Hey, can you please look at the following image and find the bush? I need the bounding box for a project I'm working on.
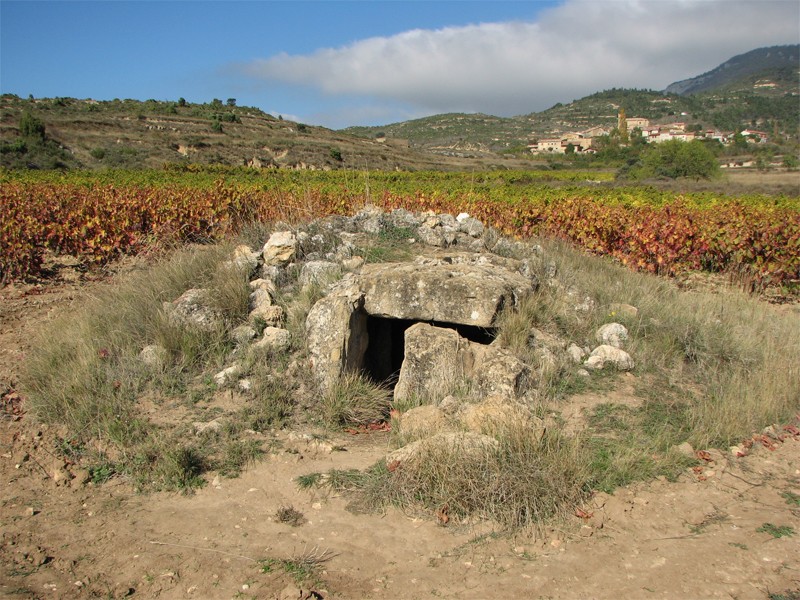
[622,140,720,180]
[19,112,46,141]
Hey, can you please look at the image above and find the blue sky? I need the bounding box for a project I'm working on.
[1,1,797,128]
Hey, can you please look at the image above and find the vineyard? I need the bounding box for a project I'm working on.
[2,167,798,291]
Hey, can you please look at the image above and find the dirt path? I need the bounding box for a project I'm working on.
[2,277,799,600]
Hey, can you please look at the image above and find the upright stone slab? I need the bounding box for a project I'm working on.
[305,282,368,393]
[393,323,473,402]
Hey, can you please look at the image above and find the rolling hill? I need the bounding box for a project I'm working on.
[2,45,797,169]
[0,96,533,171]
[344,45,799,155]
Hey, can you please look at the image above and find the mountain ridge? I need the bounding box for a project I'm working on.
[664,44,799,96]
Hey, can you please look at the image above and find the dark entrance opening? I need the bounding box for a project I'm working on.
[361,315,497,387]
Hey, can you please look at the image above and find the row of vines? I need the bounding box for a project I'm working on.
[2,169,798,290]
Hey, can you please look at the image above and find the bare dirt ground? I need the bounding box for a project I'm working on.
[2,268,799,600]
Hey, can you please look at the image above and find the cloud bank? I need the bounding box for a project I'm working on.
[240,0,799,125]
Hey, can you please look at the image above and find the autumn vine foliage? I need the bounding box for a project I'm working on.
[1,169,798,291]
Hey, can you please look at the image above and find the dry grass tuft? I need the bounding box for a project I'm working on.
[321,372,392,427]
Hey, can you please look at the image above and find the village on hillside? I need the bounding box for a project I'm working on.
[529,110,769,156]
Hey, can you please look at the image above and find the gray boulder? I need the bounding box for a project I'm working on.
[163,288,220,330]
[299,261,342,289]
[263,231,297,266]
[596,323,629,349]
[584,345,635,371]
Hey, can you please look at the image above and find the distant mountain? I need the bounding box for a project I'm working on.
[665,45,799,96]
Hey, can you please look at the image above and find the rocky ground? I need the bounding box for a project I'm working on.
[2,252,799,600]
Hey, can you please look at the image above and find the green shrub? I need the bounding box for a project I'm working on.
[19,111,46,141]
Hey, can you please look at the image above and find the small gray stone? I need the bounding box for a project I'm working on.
[254,327,291,352]
[139,344,168,369]
[609,303,639,319]
[214,364,242,387]
[566,343,586,364]
[584,345,635,371]
[596,323,629,349]
[299,261,342,288]
[263,231,297,266]
[163,288,220,330]
[231,325,257,345]
[674,441,695,458]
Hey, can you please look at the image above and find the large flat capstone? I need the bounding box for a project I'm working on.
[360,261,530,328]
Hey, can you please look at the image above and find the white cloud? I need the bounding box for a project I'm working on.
[240,0,799,122]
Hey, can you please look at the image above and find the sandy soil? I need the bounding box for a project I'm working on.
[1,271,799,600]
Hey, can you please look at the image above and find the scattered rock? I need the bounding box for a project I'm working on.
[471,344,531,399]
[397,405,449,438]
[584,345,635,371]
[530,328,567,352]
[194,419,223,435]
[456,213,485,238]
[299,261,342,288]
[229,244,260,272]
[214,364,242,387]
[609,303,639,319]
[163,288,221,331]
[438,395,462,415]
[341,256,365,271]
[566,343,586,364]
[674,441,695,458]
[231,324,257,345]
[249,287,273,311]
[139,344,168,369]
[596,323,629,349]
[263,231,297,266]
[387,432,499,465]
[254,327,291,352]
[250,305,285,327]
[460,396,542,437]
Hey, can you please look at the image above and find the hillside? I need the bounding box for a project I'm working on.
[665,44,799,96]
[2,46,797,169]
[0,95,534,172]
[344,46,799,155]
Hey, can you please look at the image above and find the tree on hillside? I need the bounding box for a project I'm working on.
[19,112,46,141]
[226,98,236,107]
[618,108,629,144]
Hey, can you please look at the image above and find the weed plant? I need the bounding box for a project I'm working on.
[321,372,391,427]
